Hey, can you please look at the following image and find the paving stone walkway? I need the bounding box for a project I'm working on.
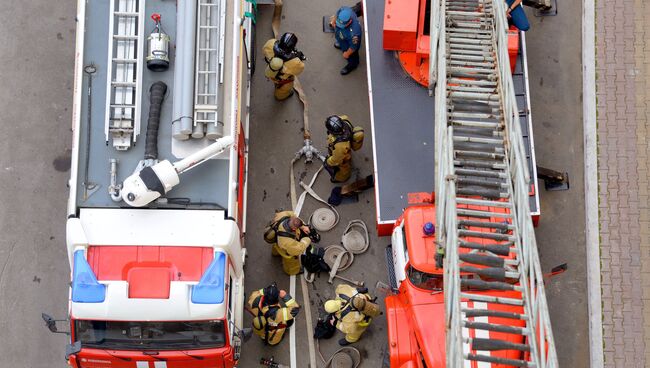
[596,0,650,366]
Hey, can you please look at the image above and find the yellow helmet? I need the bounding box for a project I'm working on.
[269,57,284,71]
[324,300,342,314]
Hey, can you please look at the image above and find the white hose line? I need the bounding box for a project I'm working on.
[289,274,297,368]
[289,160,320,368]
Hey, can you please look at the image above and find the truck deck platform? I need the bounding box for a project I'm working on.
[72,0,241,212]
[364,0,540,234]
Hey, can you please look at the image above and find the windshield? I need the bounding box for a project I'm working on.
[408,265,443,291]
[74,320,226,350]
[408,265,486,292]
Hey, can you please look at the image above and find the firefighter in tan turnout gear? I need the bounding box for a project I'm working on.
[264,210,316,275]
[323,115,365,183]
[247,282,300,346]
[263,32,306,101]
[324,284,381,346]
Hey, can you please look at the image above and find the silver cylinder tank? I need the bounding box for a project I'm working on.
[146,32,170,72]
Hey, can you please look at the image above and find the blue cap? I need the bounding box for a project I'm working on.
[423,222,435,236]
[336,7,354,28]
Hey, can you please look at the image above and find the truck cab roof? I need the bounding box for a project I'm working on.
[67,209,242,322]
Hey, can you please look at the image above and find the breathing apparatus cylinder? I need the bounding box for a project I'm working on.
[147,14,170,72]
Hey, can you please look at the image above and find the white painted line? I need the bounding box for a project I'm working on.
[582,0,604,366]
[290,274,297,368]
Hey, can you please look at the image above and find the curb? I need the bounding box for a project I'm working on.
[582,0,604,367]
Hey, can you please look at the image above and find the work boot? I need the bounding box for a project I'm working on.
[340,64,357,75]
[338,338,352,346]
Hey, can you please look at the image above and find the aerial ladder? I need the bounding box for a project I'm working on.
[429,0,559,367]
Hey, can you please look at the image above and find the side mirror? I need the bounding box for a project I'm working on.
[41,313,70,335]
[238,327,253,343]
[65,341,82,360]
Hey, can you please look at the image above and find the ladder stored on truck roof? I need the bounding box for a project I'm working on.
[104,0,145,150]
[429,0,558,367]
[193,0,226,139]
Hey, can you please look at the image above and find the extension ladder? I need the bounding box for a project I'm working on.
[429,0,559,366]
[104,0,145,150]
[193,0,226,139]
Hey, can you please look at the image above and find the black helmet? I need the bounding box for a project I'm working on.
[278,32,298,53]
[263,282,280,305]
[325,115,344,135]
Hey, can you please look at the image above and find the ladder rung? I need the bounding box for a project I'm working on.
[456,173,507,186]
[459,253,505,268]
[460,266,510,280]
[459,220,513,230]
[466,353,530,367]
[464,321,526,335]
[114,12,139,17]
[456,187,507,199]
[470,338,531,352]
[458,241,512,256]
[114,35,139,40]
[461,292,524,306]
[453,135,504,145]
[457,206,511,217]
[113,58,138,63]
[455,168,507,178]
[449,78,497,86]
[461,279,519,292]
[454,159,506,170]
[455,151,505,161]
[463,308,526,320]
[111,81,136,87]
[451,120,501,130]
[457,197,511,209]
[458,229,515,242]
[450,91,500,101]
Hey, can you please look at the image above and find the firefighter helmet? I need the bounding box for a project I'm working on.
[324,300,343,313]
[278,32,298,53]
[325,115,345,135]
[263,283,280,305]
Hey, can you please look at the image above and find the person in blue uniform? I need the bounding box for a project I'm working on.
[506,0,530,31]
[331,6,362,75]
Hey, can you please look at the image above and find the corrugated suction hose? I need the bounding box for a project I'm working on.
[144,81,168,160]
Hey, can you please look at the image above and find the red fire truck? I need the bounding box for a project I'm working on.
[42,0,256,366]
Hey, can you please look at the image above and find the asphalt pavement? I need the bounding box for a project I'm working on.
[0,1,76,367]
